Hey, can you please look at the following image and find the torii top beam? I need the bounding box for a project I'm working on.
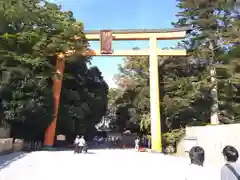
[84,26,191,41]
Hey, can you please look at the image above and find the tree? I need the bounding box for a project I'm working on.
[173,0,239,124]
[108,88,121,106]
[112,55,149,132]
[105,0,239,151]
[57,56,108,138]
[0,0,108,140]
[216,45,240,123]
[112,52,211,135]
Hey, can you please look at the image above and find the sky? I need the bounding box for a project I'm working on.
[51,0,181,87]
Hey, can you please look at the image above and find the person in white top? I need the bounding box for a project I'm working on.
[78,136,86,153]
[73,135,80,154]
[221,145,240,180]
[135,137,140,151]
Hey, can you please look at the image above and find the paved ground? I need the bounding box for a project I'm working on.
[0,149,220,180]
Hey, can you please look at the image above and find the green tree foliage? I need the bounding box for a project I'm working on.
[110,55,149,132]
[111,55,211,134]
[216,46,240,123]
[174,0,240,123]
[0,0,108,140]
[57,56,108,137]
[162,56,212,128]
[108,88,121,106]
[108,0,239,141]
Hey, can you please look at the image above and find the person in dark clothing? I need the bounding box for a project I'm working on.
[186,146,212,180]
[221,145,240,180]
[189,146,205,166]
[83,142,88,153]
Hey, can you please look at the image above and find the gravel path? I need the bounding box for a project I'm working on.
[0,149,220,180]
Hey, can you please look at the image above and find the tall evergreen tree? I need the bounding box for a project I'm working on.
[173,0,239,124]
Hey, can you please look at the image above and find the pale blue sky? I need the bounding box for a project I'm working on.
[52,0,181,87]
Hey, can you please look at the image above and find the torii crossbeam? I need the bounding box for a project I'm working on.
[44,27,190,152]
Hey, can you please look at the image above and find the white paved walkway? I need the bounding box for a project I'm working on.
[0,149,219,180]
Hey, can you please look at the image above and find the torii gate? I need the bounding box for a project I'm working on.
[44,27,190,152]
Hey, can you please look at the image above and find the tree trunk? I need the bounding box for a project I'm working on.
[209,40,219,124]
[210,67,219,124]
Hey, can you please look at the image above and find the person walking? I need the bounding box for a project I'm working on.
[221,145,240,180]
[135,137,140,151]
[184,146,218,180]
[189,146,205,166]
[78,136,86,153]
[73,135,80,154]
[148,139,151,149]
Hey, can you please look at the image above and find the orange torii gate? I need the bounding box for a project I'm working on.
[44,27,190,152]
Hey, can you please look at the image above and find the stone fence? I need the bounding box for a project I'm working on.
[176,123,240,167]
[0,138,13,153]
[0,138,42,154]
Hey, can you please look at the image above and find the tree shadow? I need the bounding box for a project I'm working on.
[83,152,96,154]
[87,143,124,150]
[0,152,26,171]
[40,147,96,154]
[40,147,73,151]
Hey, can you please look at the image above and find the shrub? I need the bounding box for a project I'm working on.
[163,128,185,153]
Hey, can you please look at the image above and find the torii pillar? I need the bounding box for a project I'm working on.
[44,27,190,152]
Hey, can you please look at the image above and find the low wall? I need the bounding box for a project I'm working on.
[0,138,42,154]
[176,124,240,166]
[12,139,24,152]
[0,138,25,154]
[0,138,13,153]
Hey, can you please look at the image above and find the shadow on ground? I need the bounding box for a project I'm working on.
[88,142,133,150]
[40,147,97,154]
[52,142,127,150]
[85,152,95,154]
[0,152,26,171]
[40,147,73,151]
[40,141,134,153]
